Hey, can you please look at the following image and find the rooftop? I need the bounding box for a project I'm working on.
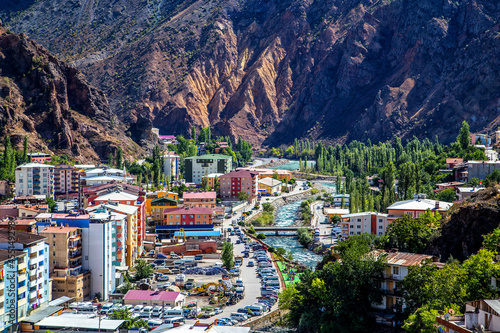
[39,225,80,234]
[0,218,36,226]
[0,248,26,262]
[259,178,282,187]
[151,196,178,205]
[52,213,90,220]
[163,206,213,215]
[94,191,139,202]
[183,192,217,199]
[445,158,463,164]
[0,229,47,245]
[86,203,139,215]
[35,314,125,330]
[185,154,231,160]
[386,198,453,211]
[220,169,259,178]
[16,162,54,169]
[123,290,181,302]
[21,304,64,324]
[324,208,350,215]
[372,250,436,267]
[457,187,483,193]
[173,230,220,237]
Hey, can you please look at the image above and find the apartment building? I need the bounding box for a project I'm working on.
[54,165,81,199]
[258,178,282,195]
[0,249,29,330]
[156,206,213,238]
[163,151,180,181]
[80,167,134,186]
[149,196,178,224]
[86,203,137,267]
[340,212,389,238]
[50,213,115,300]
[219,170,259,201]
[0,230,50,311]
[386,194,453,222]
[237,168,292,182]
[15,163,55,198]
[205,173,223,189]
[184,154,232,184]
[27,153,51,164]
[39,226,91,302]
[90,190,146,250]
[0,180,13,197]
[146,191,179,218]
[468,161,500,180]
[183,192,216,209]
[371,251,439,312]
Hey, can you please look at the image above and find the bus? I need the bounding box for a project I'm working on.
[163,316,185,327]
[164,307,183,318]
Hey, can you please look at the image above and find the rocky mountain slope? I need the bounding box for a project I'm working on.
[0,24,143,162]
[3,0,500,147]
[426,186,500,262]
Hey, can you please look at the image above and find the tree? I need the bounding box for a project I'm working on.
[435,188,457,202]
[109,308,149,329]
[120,281,134,294]
[237,191,249,202]
[469,178,480,187]
[133,259,153,281]
[221,242,234,269]
[116,146,123,169]
[22,136,28,163]
[46,196,56,213]
[108,153,114,167]
[191,125,197,141]
[257,233,266,240]
[457,120,470,150]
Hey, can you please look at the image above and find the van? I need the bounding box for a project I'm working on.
[152,306,163,317]
[236,278,243,287]
[163,317,185,327]
[100,302,113,314]
[195,254,203,260]
[134,305,144,313]
[123,305,134,313]
[258,262,273,269]
[164,307,183,318]
[244,305,263,315]
[263,275,280,282]
[140,306,153,318]
[230,312,248,322]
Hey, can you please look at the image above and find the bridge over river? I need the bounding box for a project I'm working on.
[251,226,313,236]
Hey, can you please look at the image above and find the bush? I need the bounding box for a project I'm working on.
[297,228,313,247]
[268,247,275,253]
[248,226,256,235]
[311,188,320,194]
[252,211,274,226]
[257,233,267,240]
[262,203,275,213]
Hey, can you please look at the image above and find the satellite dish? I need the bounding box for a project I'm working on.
[444,314,451,321]
[449,308,455,315]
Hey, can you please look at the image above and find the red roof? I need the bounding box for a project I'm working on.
[124,290,181,302]
[183,192,216,199]
[163,206,213,215]
[220,170,259,179]
[446,158,463,164]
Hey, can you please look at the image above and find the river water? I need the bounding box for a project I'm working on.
[262,200,323,269]
[269,160,316,170]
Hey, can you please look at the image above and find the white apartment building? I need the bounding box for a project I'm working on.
[341,212,389,238]
[15,163,55,198]
[163,151,180,181]
[86,213,115,301]
[0,230,50,310]
[184,154,232,184]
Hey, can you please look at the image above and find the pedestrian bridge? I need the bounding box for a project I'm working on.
[251,226,313,236]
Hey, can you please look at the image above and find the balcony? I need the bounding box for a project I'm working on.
[29,252,38,259]
[69,234,81,241]
[385,289,403,297]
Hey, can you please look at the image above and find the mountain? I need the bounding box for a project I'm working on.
[0,24,143,162]
[3,0,500,147]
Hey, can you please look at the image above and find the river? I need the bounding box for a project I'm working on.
[262,200,323,269]
[269,160,316,170]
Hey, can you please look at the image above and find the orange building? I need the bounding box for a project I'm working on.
[183,192,216,209]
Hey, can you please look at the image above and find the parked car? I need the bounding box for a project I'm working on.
[214,308,223,315]
[157,274,169,282]
[247,261,255,267]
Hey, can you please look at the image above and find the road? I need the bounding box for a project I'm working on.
[312,201,337,247]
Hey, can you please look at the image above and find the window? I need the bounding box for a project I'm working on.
[356,225,361,229]
[53,243,55,247]
[393,267,399,275]
[349,225,353,229]
[357,219,361,222]
[379,232,383,235]
[53,234,56,238]
[379,225,383,229]
[53,252,55,257]
[203,215,206,218]
[52,260,55,264]
[169,215,173,219]
[197,215,200,218]
[357,232,361,235]
[379,219,383,222]
[349,231,353,235]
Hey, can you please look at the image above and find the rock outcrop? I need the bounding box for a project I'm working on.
[426,186,500,262]
[4,1,500,147]
[0,25,143,162]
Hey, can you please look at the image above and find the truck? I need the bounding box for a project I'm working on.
[185,278,195,290]
[235,286,245,297]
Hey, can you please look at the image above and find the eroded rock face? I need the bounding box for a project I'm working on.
[4,0,500,147]
[0,26,142,162]
[426,187,500,262]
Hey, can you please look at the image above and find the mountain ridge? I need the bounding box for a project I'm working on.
[3,0,500,147]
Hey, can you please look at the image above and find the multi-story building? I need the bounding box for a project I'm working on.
[237,168,292,182]
[80,167,134,186]
[386,194,453,222]
[183,192,216,209]
[0,180,13,197]
[146,191,178,219]
[340,212,389,238]
[205,173,223,189]
[468,161,500,180]
[219,170,259,201]
[0,249,29,331]
[86,203,137,267]
[90,191,146,251]
[15,163,55,198]
[331,194,350,207]
[149,197,178,224]
[156,206,213,239]
[163,151,180,181]
[184,154,232,184]
[371,250,439,312]
[0,230,50,311]
[39,226,91,302]
[54,165,81,199]
[50,213,115,300]
[27,152,51,164]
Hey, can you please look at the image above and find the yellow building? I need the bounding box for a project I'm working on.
[258,178,282,195]
[146,191,179,217]
[149,196,178,223]
[205,173,223,189]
